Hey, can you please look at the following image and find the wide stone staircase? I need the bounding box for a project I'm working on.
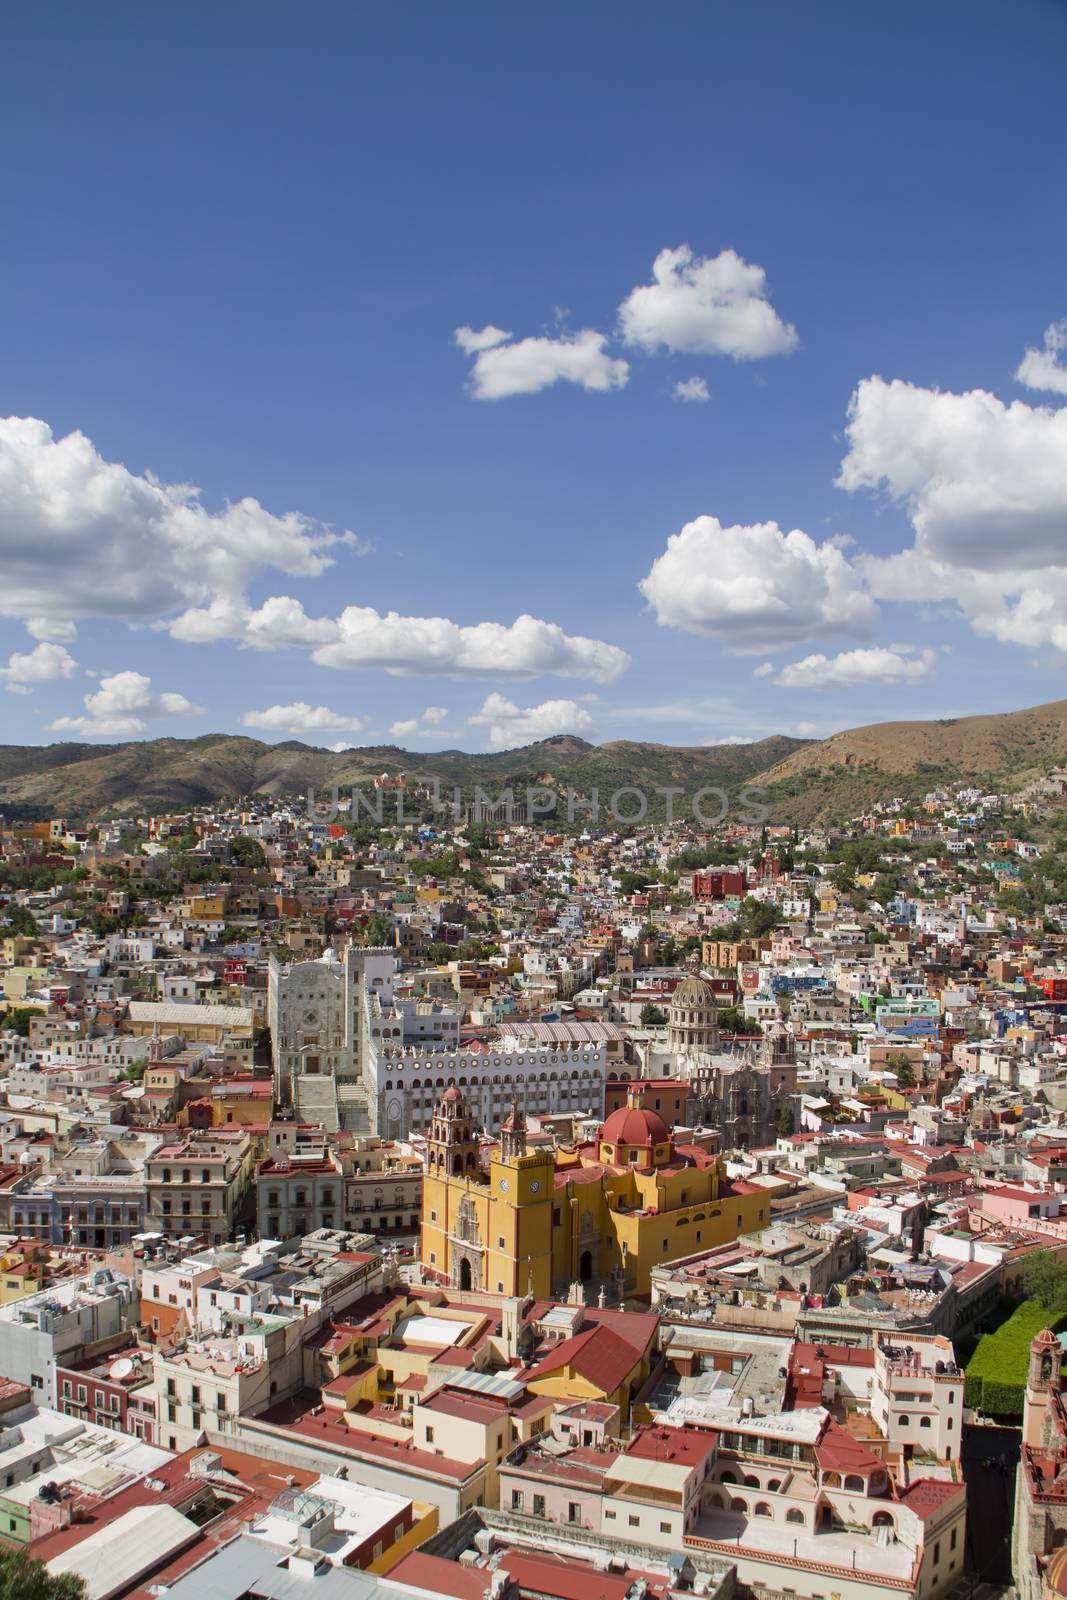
[293,1071,340,1133]
[337,1078,373,1136]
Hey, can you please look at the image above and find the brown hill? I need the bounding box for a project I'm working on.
[4,698,1067,824]
[755,696,1067,823]
[0,732,806,821]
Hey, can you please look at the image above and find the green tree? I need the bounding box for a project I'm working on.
[427,942,453,965]
[229,834,266,868]
[0,904,37,938]
[717,1005,762,1036]
[639,1003,667,1025]
[775,1103,796,1137]
[885,1050,915,1087]
[1022,1253,1067,1316]
[1,1007,39,1037]
[363,912,393,947]
[0,1548,85,1600]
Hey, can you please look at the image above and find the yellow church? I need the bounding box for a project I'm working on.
[420,1082,770,1300]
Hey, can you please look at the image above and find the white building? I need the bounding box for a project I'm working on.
[870,1332,964,1463]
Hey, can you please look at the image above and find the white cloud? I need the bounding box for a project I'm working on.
[47,670,202,738]
[26,617,77,643]
[673,377,710,404]
[241,702,366,736]
[390,705,450,739]
[313,608,629,682]
[702,734,754,746]
[459,329,629,399]
[167,594,337,648]
[454,325,512,355]
[618,246,798,360]
[0,642,79,695]
[840,377,1067,573]
[167,595,627,684]
[1016,319,1067,397]
[840,375,1067,650]
[469,692,595,750]
[639,515,876,653]
[773,646,934,690]
[0,416,368,635]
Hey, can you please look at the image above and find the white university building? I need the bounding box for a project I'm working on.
[269,944,607,1139]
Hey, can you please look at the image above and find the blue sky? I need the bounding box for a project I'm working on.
[1,1,1066,752]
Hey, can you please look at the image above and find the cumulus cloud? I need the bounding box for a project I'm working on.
[167,594,337,649]
[390,706,449,739]
[673,377,710,404]
[457,328,629,399]
[0,416,368,637]
[241,702,366,736]
[454,325,512,355]
[839,375,1067,650]
[313,608,629,682]
[47,670,202,737]
[167,593,628,684]
[773,646,934,690]
[1016,319,1067,397]
[638,515,876,653]
[0,642,79,695]
[469,692,595,750]
[618,246,798,360]
[26,617,77,643]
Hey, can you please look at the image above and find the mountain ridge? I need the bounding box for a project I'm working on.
[2,697,1067,822]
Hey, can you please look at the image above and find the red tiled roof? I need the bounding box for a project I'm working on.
[524,1324,644,1393]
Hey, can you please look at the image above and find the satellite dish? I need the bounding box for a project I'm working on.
[109,1357,135,1381]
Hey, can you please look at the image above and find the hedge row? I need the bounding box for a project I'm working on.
[965,1298,1066,1419]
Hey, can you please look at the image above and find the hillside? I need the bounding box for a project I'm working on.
[3,697,1067,823]
[0,732,806,821]
[756,697,1067,823]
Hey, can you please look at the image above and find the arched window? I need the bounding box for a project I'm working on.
[730,1498,745,1513]
[786,1509,804,1525]
[873,1511,894,1529]
[919,1416,932,1428]
[897,1415,910,1427]
[720,1470,737,1484]
[754,1503,772,1518]
[844,1474,865,1492]
[767,1479,781,1492]
[744,1475,759,1488]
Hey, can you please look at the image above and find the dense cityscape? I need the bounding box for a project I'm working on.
[1,774,1067,1597]
[3,4,1065,1596]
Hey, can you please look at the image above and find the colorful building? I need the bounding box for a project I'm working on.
[420,1084,770,1300]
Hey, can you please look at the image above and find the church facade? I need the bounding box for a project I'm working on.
[420,1083,770,1300]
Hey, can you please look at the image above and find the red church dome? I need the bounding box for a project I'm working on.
[600,1105,670,1147]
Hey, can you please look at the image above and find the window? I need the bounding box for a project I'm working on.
[660,1521,671,1534]
[755,1503,772,1518]
[933,1542,940,1565]
[568,1503,581,1524]
[533,1495,545,1517]
[786,1509,804,1524]
[511,1491,523,1510]
[628,1514,639,1527]
[919,1415,932,1428]
[425,1427,434,1443]
[605,1508,616,1520]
